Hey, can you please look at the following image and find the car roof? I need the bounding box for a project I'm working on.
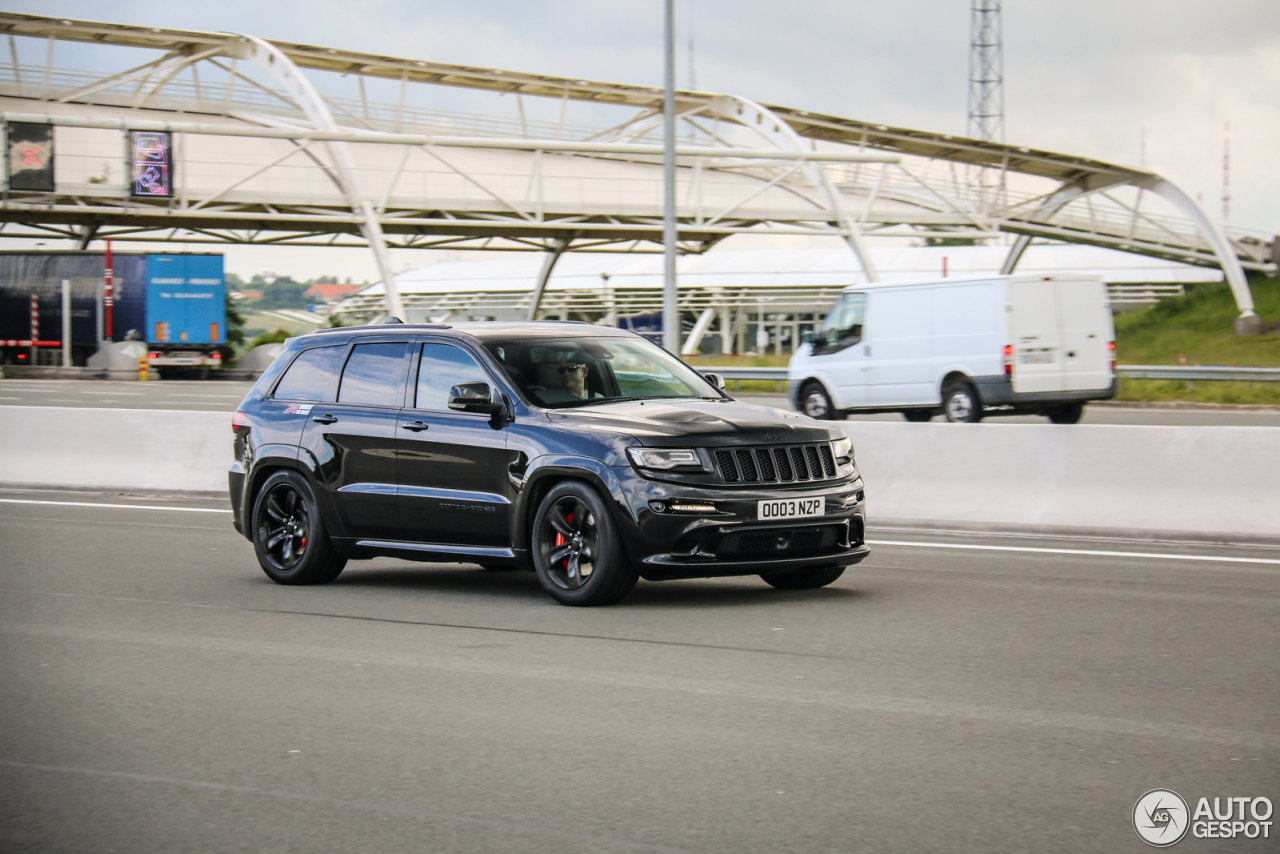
[302,320,638,344]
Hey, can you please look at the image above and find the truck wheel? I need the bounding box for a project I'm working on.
[761,564,846,590]
[942,383,983,423]
[252,470,346,585]
[800,381,846,421]
[532,481,638,606]
[1047,403,1084,424]
[902,409,934,422]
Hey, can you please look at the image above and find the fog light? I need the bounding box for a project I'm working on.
[649,500,717,514]
[670,502,716,514]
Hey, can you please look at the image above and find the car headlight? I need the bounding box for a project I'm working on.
[831,436,853,464]
[627,447,705,470]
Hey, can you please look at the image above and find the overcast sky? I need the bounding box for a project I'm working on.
[8,0,1279,280]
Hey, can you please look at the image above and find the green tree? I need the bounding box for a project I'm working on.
[257,276,310,310]
[217,291,247,363]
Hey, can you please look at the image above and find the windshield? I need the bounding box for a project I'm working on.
[483,336,721,409]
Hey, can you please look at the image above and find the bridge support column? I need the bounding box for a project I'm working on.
[1140,178,1261,334]
[526,237,570,321]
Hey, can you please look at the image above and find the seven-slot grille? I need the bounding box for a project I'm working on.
[714,443,837,484]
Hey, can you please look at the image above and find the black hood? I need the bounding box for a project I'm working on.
[547,398,836,446]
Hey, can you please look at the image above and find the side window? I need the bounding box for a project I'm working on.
[338,342,410,406]
[273,345,345,401]
[414,343,489,411]
[814,292,867,354]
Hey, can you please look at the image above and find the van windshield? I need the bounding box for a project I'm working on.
[814,292,867,353]
[483,336,720,408]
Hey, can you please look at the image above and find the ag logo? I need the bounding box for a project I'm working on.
[1133,789,1190,847]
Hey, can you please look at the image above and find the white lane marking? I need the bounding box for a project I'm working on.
[0,397,19,400]
[167,394,244,399]
[866,539,1280,566]
[0,405,225,415]
[0,498,230,514]
[80,391,145,396]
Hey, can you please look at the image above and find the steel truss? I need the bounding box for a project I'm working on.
[0,12,1274,329]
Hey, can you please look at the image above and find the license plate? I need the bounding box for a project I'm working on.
[757,498,824,521]
[1021,351,1054,364]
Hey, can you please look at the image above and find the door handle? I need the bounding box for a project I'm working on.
[401,420,429,432]
[312,414,338,424]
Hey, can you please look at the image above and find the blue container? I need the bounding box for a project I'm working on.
[145,254,225,345]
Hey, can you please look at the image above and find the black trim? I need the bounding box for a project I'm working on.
[972,374,1116,407]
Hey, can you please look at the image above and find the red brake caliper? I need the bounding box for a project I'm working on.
[554,512,572,565]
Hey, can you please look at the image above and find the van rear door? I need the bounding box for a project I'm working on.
[1056,277,1113,391]
[1008,277,1064,393]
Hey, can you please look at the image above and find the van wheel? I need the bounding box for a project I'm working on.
[942,383,983,423]
[902,409,934,422]
[761,564,846,590]
[532,481,638,606]
[801,382,846,421]
[1047,403,1084,424]
[252,470,346,585]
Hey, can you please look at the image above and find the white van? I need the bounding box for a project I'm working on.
[787,274,1116,423]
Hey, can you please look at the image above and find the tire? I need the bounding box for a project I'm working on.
[252,470,347,585]
[902,409,934,423]
[1047,403,1084,424]
[761,564,847,590]
[531,481,638,606]
[800,381,847,421]
[942,383,983,423]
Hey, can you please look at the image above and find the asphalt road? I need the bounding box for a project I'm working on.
[1,488,1276,853]
[2,379,1279,426]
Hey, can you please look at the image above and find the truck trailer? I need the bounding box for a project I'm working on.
[0,250,226,371]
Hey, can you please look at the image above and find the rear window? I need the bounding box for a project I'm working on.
[338,342,410,406]
[273,345,345,401]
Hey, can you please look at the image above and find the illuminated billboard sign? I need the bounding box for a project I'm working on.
[130,131,173,198]
[7,122,54,192]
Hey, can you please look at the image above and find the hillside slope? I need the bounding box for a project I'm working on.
[1115,278,1280,366]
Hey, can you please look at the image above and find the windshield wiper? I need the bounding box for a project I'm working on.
[579,396,641,407]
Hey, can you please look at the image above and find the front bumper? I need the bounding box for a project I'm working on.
[609,466,869,581]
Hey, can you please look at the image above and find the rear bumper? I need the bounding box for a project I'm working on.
[228,464,246,536]
[973,375,1116,408]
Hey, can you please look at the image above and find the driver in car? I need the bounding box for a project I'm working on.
[558,360,602,400]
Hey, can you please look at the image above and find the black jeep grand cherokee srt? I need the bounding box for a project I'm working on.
[229,321,869,605]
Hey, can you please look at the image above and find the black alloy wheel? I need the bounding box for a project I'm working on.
[942,383,983,423]
[761,564,847,590]
[801,381,847,421]
[252,470,346,585]
[532,481,637,606]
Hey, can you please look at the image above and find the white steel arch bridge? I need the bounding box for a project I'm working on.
[0,12,1272,330]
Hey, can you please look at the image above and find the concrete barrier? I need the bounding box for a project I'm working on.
[2,405,1277,540]
[844,422,1280,541]
[0,405,231,494]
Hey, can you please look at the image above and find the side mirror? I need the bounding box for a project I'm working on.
[448,382,504,414]
[702,372,727,391]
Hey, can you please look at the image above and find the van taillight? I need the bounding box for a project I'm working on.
[1003,344,1013,375]
[210,352,221,360]
[1107,340,1116,373]
[232,411,250,433]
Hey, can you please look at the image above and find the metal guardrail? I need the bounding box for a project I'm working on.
[1117,365,1280,382]
[697,365,1280,383]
